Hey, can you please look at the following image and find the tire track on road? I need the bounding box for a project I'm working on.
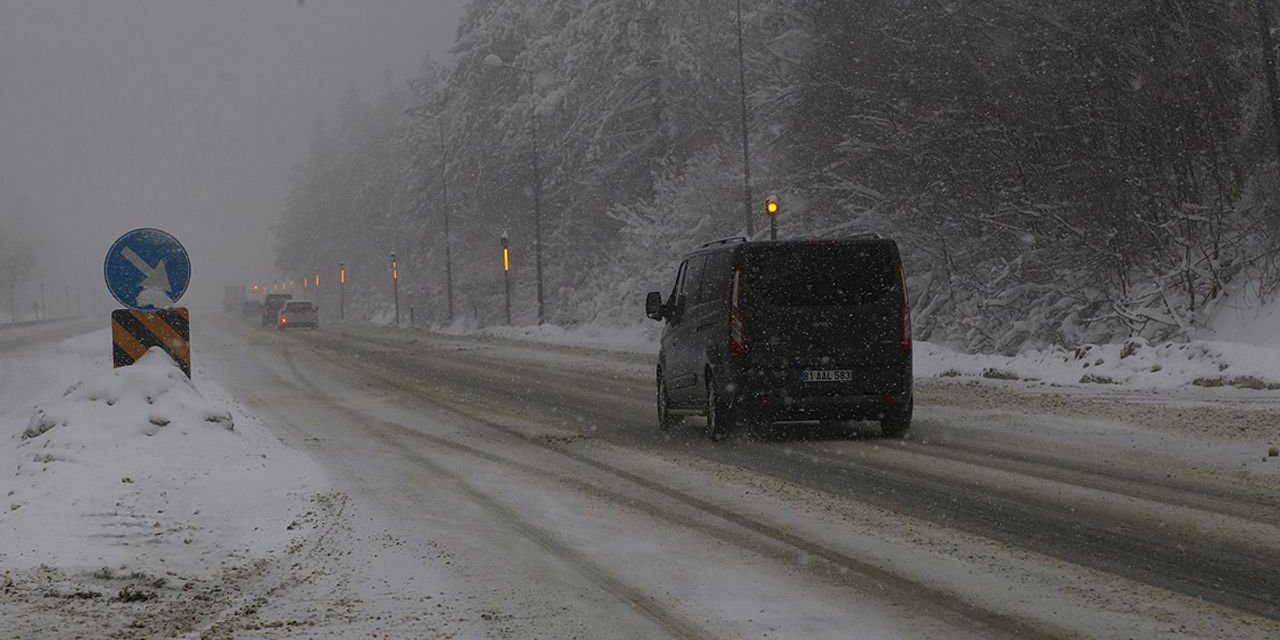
[265,341,714,640]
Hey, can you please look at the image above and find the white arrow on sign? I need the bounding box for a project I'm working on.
[121,246,173,294]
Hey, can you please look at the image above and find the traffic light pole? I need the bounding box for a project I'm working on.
[766,194,780,240]
[531,85,545,326]
[736,0,754,238]
[483,54,546,325]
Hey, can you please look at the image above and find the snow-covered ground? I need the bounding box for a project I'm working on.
[0,326,328,637]
[2,314,1279,638]
[914,338,1280,391]
[222,316,1280,638]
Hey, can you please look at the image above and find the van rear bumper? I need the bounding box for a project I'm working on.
[737,392,909,422]
[727,366,911,422]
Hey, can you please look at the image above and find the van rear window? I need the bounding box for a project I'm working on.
[745,244,898,307]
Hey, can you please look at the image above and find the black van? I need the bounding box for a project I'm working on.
[646,237,912,440]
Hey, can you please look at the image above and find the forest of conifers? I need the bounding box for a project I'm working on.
[274,0,1280,353]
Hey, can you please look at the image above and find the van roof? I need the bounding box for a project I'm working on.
[685,236,896,258]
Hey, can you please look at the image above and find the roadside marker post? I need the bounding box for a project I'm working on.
[501,232,512,325]
[104,228,193,379]
[112,308,191,377]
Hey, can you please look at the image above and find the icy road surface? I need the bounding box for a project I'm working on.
[4,315,1280,639]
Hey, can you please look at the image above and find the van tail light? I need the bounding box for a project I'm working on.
[898,263,912,356]
[281,316,288,325]
[730,268,746,358]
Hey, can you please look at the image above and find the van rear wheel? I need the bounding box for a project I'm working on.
[705,374,730,442]
[880,400,913,438]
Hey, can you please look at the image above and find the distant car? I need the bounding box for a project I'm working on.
[261,293,292,326]
[277,300,318,330]
[646,236,912,440]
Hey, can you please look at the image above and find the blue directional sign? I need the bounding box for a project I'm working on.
[104,228,192,311]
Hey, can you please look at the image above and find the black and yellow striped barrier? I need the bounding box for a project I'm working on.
[111,308,191,378]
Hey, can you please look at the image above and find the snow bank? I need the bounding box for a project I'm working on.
[916,338,1280,390]
[0,346,326,576]
[23,348,233,441]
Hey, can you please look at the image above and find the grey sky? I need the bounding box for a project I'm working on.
[0,0,465,309]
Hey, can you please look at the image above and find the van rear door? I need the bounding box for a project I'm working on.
[741,241,905,370]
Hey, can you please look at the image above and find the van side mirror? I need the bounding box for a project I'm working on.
[645,292,664,321]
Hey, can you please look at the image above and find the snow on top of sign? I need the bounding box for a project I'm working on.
[135,287,175,310]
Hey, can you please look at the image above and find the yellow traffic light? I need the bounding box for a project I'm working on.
[766,197,780,215]
[503,247,510,272]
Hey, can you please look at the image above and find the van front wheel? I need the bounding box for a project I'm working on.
[657,369,682,431]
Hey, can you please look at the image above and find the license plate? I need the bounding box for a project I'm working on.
[801,369,852,383]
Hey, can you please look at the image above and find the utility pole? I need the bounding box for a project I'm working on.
[439,118,455,325]
[736,0,755,237]
[483,53,545,325]
[1257,0,1280,164]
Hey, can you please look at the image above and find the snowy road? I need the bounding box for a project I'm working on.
[189,316,1280,639]
[5,318,1277,638]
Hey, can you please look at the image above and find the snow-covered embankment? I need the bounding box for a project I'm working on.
[0,330,327,578]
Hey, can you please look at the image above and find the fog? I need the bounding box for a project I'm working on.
[0,0,465,314]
